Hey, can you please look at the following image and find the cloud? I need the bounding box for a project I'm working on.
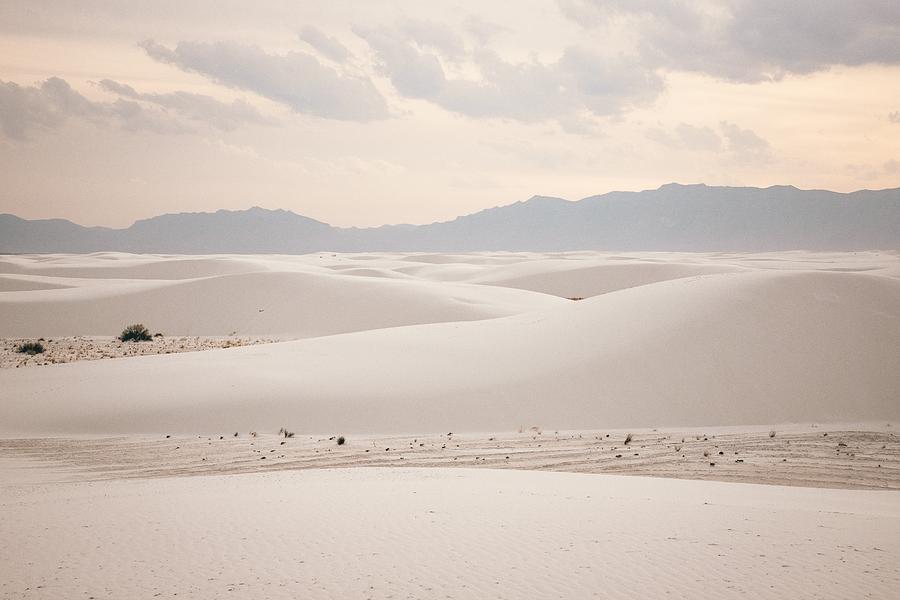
[97,79,270,130]
[298,26,351,63]
[890,111,900,123]
[559,0,900,82]
[139,39,389,122]
[106,98,190,134]
[646,121,770,161]
[557,46,664,115]
[356,26,663,124]
[646,122,722,151]
[399,19,466,59]
[884,159,900,174]
[462,15,507,44]
[354,27,446,98]
[0,77,191,140]
[0,77,92,139]
[720,121,773,163]
[675,123,722,152]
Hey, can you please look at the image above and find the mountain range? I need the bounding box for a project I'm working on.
[2,183,899,253]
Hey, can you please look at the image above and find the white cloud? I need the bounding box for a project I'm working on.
[356,25,663,124]
[560,0,900,82]
[97,79,271,130]
[399,19,466,59]
[674,123,722,152]
[354,27,447,99]
[646,121,769,161]
[0,77,193,140]
[462,15,507,44]
[720,121,773,163]
[298,26,351,63]
[140,39,390,122]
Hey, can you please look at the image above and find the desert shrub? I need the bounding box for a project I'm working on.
[17,341,45,355]
[624,433,633,445]
[769,430,776,438]
[337,436,346,445]
[119,323,152,342]
[279,427,295,438]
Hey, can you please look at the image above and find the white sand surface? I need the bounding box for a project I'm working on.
[4,250,898,339]
[0,271,563,339]
[1,466,898,600]
[2,251,899,599]
[3,255,900,434]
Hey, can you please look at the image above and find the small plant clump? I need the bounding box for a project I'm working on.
[119,323,152,342]
[279,427,295,438]
[336,436,346,445]
[624,433,633,445]
[16,341,45,355]
[769,430,776,438]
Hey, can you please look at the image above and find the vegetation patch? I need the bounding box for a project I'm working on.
[16,341,45,355]
[119,324,152,342]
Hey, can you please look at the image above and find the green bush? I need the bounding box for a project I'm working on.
[119,323,152,342]
[16,341,45,355]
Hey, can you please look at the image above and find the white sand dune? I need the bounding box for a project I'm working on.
[1,466,898,600]
[468,259,746,297]
[3,259,899,435]
[0,253,268,279]
[0,275,73,292]
[0,257,564,338]
[3,251,899,600]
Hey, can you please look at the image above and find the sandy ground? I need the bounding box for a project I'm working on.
[0,336,277,368]
[1,466,898,600]
[2,251,899,599]
[2,426,898,489]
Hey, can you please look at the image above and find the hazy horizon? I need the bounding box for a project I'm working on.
[5,180,900,229]
[2,1,899,228]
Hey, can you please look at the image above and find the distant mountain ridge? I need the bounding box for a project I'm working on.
[2,183,899,253]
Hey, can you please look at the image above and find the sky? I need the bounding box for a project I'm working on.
[1,0,899,228]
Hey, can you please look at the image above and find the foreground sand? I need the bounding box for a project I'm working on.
[1,464,898,600]
[2,426,898,490]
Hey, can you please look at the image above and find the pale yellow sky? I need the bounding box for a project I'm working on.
[1,0,898,228]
